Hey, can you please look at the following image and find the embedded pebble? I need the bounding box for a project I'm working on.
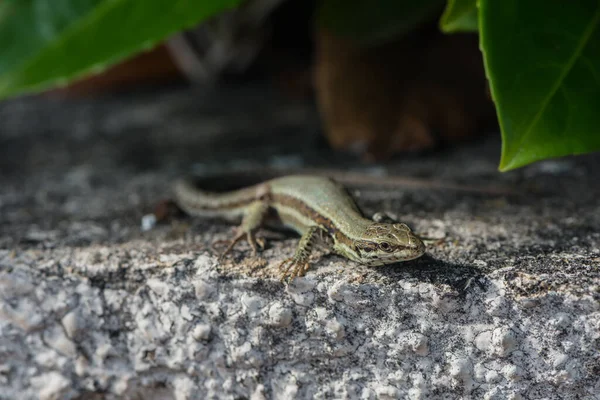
[494,328,518,356]
[376,385,401,399]
[552,352,569,368]
[192,323,211,341]
[0,300,44,332]
[288,291,315,307]
[30,372,70,400]
[485,369,501,383]
[502,364,522,381]
[474,330,493,354]
[287,277,316,293]
[449,357,474,389]
[193,280,214,300]
[43,325,77,358]
[250,384,267,400]
[146,278,170,297]
[409,333,429,356]
[325,318,345,340]
[61,310,80,338]
[241,294,264,317]
[268,302,292,327]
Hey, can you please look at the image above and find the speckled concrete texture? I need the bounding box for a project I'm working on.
[1,86,599,399]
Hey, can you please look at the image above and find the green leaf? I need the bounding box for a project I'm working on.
[480,0,600,171]
[0,0,242,100]
[440,0,478,33]
[318,0,445,46]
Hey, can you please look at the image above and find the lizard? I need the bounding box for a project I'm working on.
[173,175,426,281]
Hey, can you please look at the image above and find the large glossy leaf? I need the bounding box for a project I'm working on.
[440,0,478,33]
[0,0,241,99]
[480,0,600,171]
[318,0,444,46]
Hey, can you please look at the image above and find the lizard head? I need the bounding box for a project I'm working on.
[351,223,425,266]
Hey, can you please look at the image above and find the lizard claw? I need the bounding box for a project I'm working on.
[277,257,311,283]
[214,228,262,260]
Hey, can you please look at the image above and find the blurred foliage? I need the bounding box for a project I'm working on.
[0,0,598,170]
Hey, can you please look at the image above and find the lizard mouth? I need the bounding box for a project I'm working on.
[365,239,426,266]
[376,250,424,265]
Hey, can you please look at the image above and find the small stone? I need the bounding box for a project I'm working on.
[44,324,77,358]
[140,214,157,232]
[74,356,88,377]
[552,352,568,368]
[193,280,214,300]
[485,370,500,383]
[250,384,267,400]
[494,328,518,356]
[241,294,264,317]
[268,302,292,327]
[31,372,70,400]
[61,310,80,338]
[325,318,345,341]
[112,375,131,395]
[327,280,348,302]
[288,277,316,293]
[288,291,314,307]
[375,385,401,399]
[474,330,493,354]
[449,357,473,388]
[0,299,44,332]
[192,323,211,341]
[409,333,429,356]
[146,278,170,297]
[502,364,521,381]
[180,304,193,321]
[172,375,195,400]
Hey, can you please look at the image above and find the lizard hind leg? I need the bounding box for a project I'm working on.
[215,200,269,260]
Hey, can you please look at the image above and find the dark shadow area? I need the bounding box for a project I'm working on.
[372,254,488,295]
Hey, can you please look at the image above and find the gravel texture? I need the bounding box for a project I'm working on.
[0,85,599,399]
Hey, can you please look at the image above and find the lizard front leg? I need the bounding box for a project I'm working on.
[277,226,326,282]
[218,200,269,259]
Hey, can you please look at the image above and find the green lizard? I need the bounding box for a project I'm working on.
[174,175,425,281]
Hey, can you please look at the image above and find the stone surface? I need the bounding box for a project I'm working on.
[0,86,599,399]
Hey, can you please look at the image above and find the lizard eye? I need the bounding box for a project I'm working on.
[379,242,392,252]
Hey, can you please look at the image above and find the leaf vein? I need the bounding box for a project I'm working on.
[511,4,600,156]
